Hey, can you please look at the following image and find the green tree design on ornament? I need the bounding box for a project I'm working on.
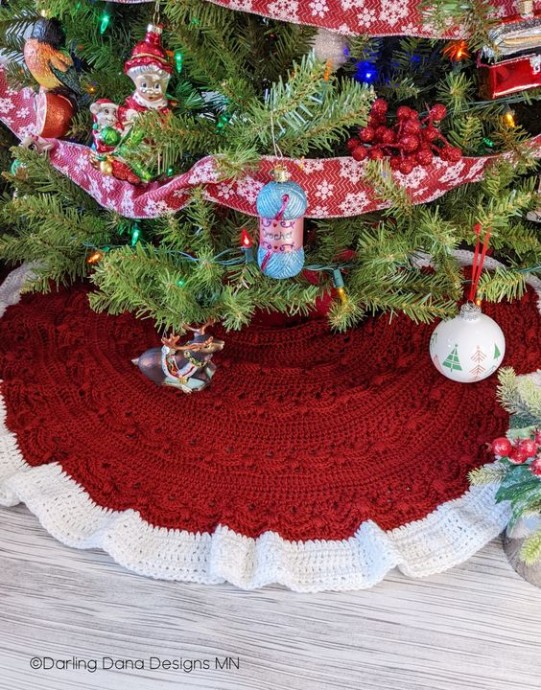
[442,345,462,371]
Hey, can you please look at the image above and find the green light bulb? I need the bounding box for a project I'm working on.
[99,10,111,35]
[130,224,141,247]
[174,50,183,73]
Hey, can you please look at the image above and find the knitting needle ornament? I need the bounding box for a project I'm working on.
[256,166,308,279]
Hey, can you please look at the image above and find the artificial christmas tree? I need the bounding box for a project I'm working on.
[0,0,541,590]
[0,0,539,334]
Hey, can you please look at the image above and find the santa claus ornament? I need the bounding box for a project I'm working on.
[90,24,172,184]
[118,23,172,130]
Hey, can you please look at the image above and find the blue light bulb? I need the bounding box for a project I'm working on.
[354,61,377,84]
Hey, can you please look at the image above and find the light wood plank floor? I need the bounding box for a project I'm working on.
[1,504,540,690]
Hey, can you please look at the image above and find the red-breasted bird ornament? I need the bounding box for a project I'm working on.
[24,17,82,96]
[23,17,83,138]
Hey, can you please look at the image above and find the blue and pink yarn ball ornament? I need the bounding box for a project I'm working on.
[256,166,308,279]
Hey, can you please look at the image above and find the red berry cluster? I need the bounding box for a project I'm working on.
[347,98,462,174]
[490,431,541,474]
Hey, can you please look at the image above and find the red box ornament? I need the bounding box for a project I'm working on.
[478,3,541,99]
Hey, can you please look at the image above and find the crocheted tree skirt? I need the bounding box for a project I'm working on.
[0,258,540,591]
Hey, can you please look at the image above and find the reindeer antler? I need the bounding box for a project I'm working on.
[180,318,216,335]
[161,333,189,351]
[198,318,216,335]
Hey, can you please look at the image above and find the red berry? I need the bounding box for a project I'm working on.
[403,119,422,135]
[401,135,420,153]
[389,156,401,170]
[441,145,462,162]
[509,447,529,464]
[374,125,389,141]
[347,137,358,151]
[367,115,381,128]
[371,98,388,118]
[519,439,538,459]
[352,146,368,161]
[380,128,395,145]
[398,158,415,174]
[531,458,541,476]
[358,126,376,143]
[490,437,512,457]
[430,103,447,121]
[416,149,433,166]
[535,430,541,445]
[397,106,415,120]
[423,126,440,142]
[369,147,385,161]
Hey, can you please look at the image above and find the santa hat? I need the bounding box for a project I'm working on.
[92,98,117,108]
[124,24,173,77]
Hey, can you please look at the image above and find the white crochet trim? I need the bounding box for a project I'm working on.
[0,256,539,592]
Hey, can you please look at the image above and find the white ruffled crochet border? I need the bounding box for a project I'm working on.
[0,256,538,592]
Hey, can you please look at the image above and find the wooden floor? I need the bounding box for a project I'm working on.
[1,504,541,690]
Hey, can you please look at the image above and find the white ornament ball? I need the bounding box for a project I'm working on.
[311,28,349,69]
[429,303,506,383]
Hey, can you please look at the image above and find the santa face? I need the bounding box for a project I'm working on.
[95,104,118,128]
[132,71,170,105]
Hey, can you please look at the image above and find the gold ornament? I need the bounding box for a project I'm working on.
[100,159,113,175]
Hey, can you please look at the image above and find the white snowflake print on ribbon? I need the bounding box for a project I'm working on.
[358,7,377,24]
[380,0,409,26]
[228,0,253,8]
[421,188,447,203]
[88,177,104,205]
[216,182,236,200]
[393,166,428,190]
[301,159,325,174]
[315,179,335,200]
[0,97,14,114]
[309,205,329,217]
[17,124,35,138]
[340,0,364,9]
[339,157,365,184]
[144,199,173,215]
[101,176,115,192]
[439,160,466,184]
[75,153,89,173]
[237,176,263,204]
[173,188,189,199]
[339,191,370,215]
[268,0,299,22]
[464,158,488,182]
[188,159,218,184]
[120,188,136,217]
[310,0,329,17]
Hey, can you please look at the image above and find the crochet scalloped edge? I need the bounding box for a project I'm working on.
[0,256,538,592]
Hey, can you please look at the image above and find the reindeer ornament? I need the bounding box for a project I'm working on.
[133,321,224,393]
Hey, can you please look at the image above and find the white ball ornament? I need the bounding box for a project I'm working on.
[429,302,506,383]
[311,28,349,69]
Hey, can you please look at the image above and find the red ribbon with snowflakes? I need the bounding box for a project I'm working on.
[1,68,541,219]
